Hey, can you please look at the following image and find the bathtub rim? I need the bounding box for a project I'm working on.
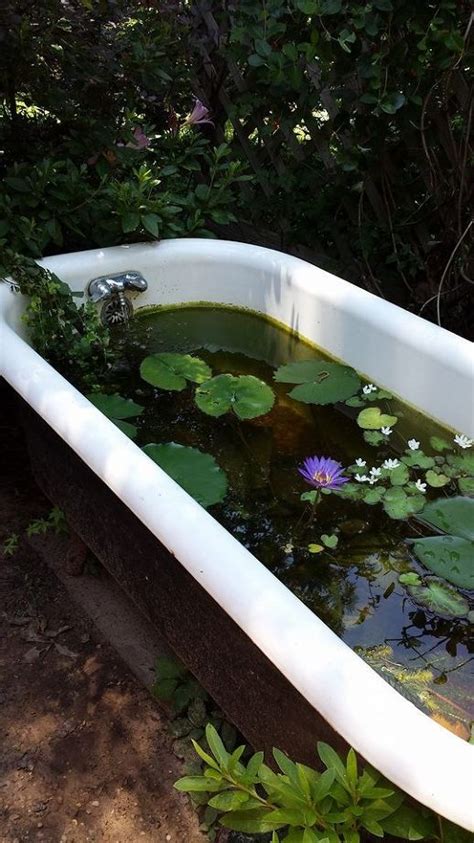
[0,238,473,831]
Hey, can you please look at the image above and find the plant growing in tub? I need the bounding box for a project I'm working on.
[174,723,470,843]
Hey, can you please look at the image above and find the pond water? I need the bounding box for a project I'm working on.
[99,304,473,739]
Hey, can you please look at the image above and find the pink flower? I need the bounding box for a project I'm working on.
[117,127,150,150]
[184,99,214,127]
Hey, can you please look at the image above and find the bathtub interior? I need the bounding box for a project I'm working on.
[1,240,473,832]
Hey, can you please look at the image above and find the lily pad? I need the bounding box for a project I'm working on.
[142,442,228,508]
[357,407,398,430]
[140,353,212,391]
[362,487,385,504]
[402,452,435,469]
[418,496,474,541]
[308,543,324,554]
[408,577,469,618]
[87,392,144,419]
[195,374,274,420]
[430,436,452,452]
[412,536,474,590]
[389,464,410,486]
[383,487,425,520]
[425,470,450,488]
[363,430,385,446]
[321,534,338,549]
[86,392,144,440]
[274,360,360,405]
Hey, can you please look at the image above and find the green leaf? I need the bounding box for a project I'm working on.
[301,490,318,503]
[113,419,138,439]
[458,476,474,495]
[425,470,450,487]
[195,374,274,420]
[412,536,474,589]
[357,407,398,430]
[373,0,393,9]
[297,0,318,12]
[418,496,474,541]
[317,743,349,791]
[308,543,324,554]
[142,443,228,508]
[380,803,436,839]
[383,488,424,520]
[208,791,251,811]
[346,748,358,788]
[362,487,385,504]
[174,775,222,792]
[141,213,160,238]
[275,360,360,405]
[402,452,435,469]
[86,392,144,419]
[321,534,338,549]
[206,723,230,767]
[363,431,385,446]
[408,577,469,618]
[121,211,140,233]
[220,808,284,833]
[399,572,422,586]
[191,739,220,771]
[140,353,212,391]
[321,0,342,12]
[430,436,452,452]
[155,655,187,680]
[389,464,409,486]
[302,831,320,843]
[345,396,364,407]
[380,92,406,114]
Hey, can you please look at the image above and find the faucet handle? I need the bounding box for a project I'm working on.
[88,271,148,302]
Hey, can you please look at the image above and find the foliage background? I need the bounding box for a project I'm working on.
[0,0,472,337]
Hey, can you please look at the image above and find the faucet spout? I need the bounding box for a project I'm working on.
[87,271,148,325]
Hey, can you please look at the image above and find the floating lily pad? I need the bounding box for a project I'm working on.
[425,470,450,488]
[408,577,469,619]
[357,407,398,430]
[389,464,410,486]
[308,543,324,554]
[140,353,212,391]
[383,487,425,520]
[430,436,452,452]
[362,487,385,504]
[142,442,228,508]
[87,392,144,419]
[446,452,474,475]
[274,360,360,405]
[402,452,435,469]
[363,430,385,446]
[195,374,274,420]
[86,392,144,440]
[418,496,474,541]
[412,536,474,590]
[321,533,338,549]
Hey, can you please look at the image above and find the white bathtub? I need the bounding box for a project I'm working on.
[1,240,473,831]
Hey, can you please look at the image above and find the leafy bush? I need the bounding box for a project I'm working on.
[175,724,471,842]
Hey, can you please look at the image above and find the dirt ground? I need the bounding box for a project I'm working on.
[0,386,206,843]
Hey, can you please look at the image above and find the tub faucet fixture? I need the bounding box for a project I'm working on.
[87,271,148,325]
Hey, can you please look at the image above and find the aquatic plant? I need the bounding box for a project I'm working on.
[142,442,228,508]
[412,497,474,589]
[195,374,275,420]
[274,360,360,405]
[86,392,144,439]
[140,353,212,392]
[298,456,349,492]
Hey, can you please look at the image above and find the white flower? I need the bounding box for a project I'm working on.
[362,383,377,395]
[369,467,382,477]
[454,434,473,449]
[408,439,420,451]
[381,427,393,436]
[355,473,369,483]
[368,477,378,485]
[355,458,367,467]
[415,479,427,493]
[382,458,400,470]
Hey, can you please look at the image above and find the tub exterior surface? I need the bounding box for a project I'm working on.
[1,240,473,831]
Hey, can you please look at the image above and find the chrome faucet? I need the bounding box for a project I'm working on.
[87,271,148,325]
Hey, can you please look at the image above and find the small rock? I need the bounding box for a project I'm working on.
[91,800,99,807]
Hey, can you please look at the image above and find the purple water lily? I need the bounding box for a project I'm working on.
[117,126,150,150]
[184,98,214,127]
[298,456,349,491]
